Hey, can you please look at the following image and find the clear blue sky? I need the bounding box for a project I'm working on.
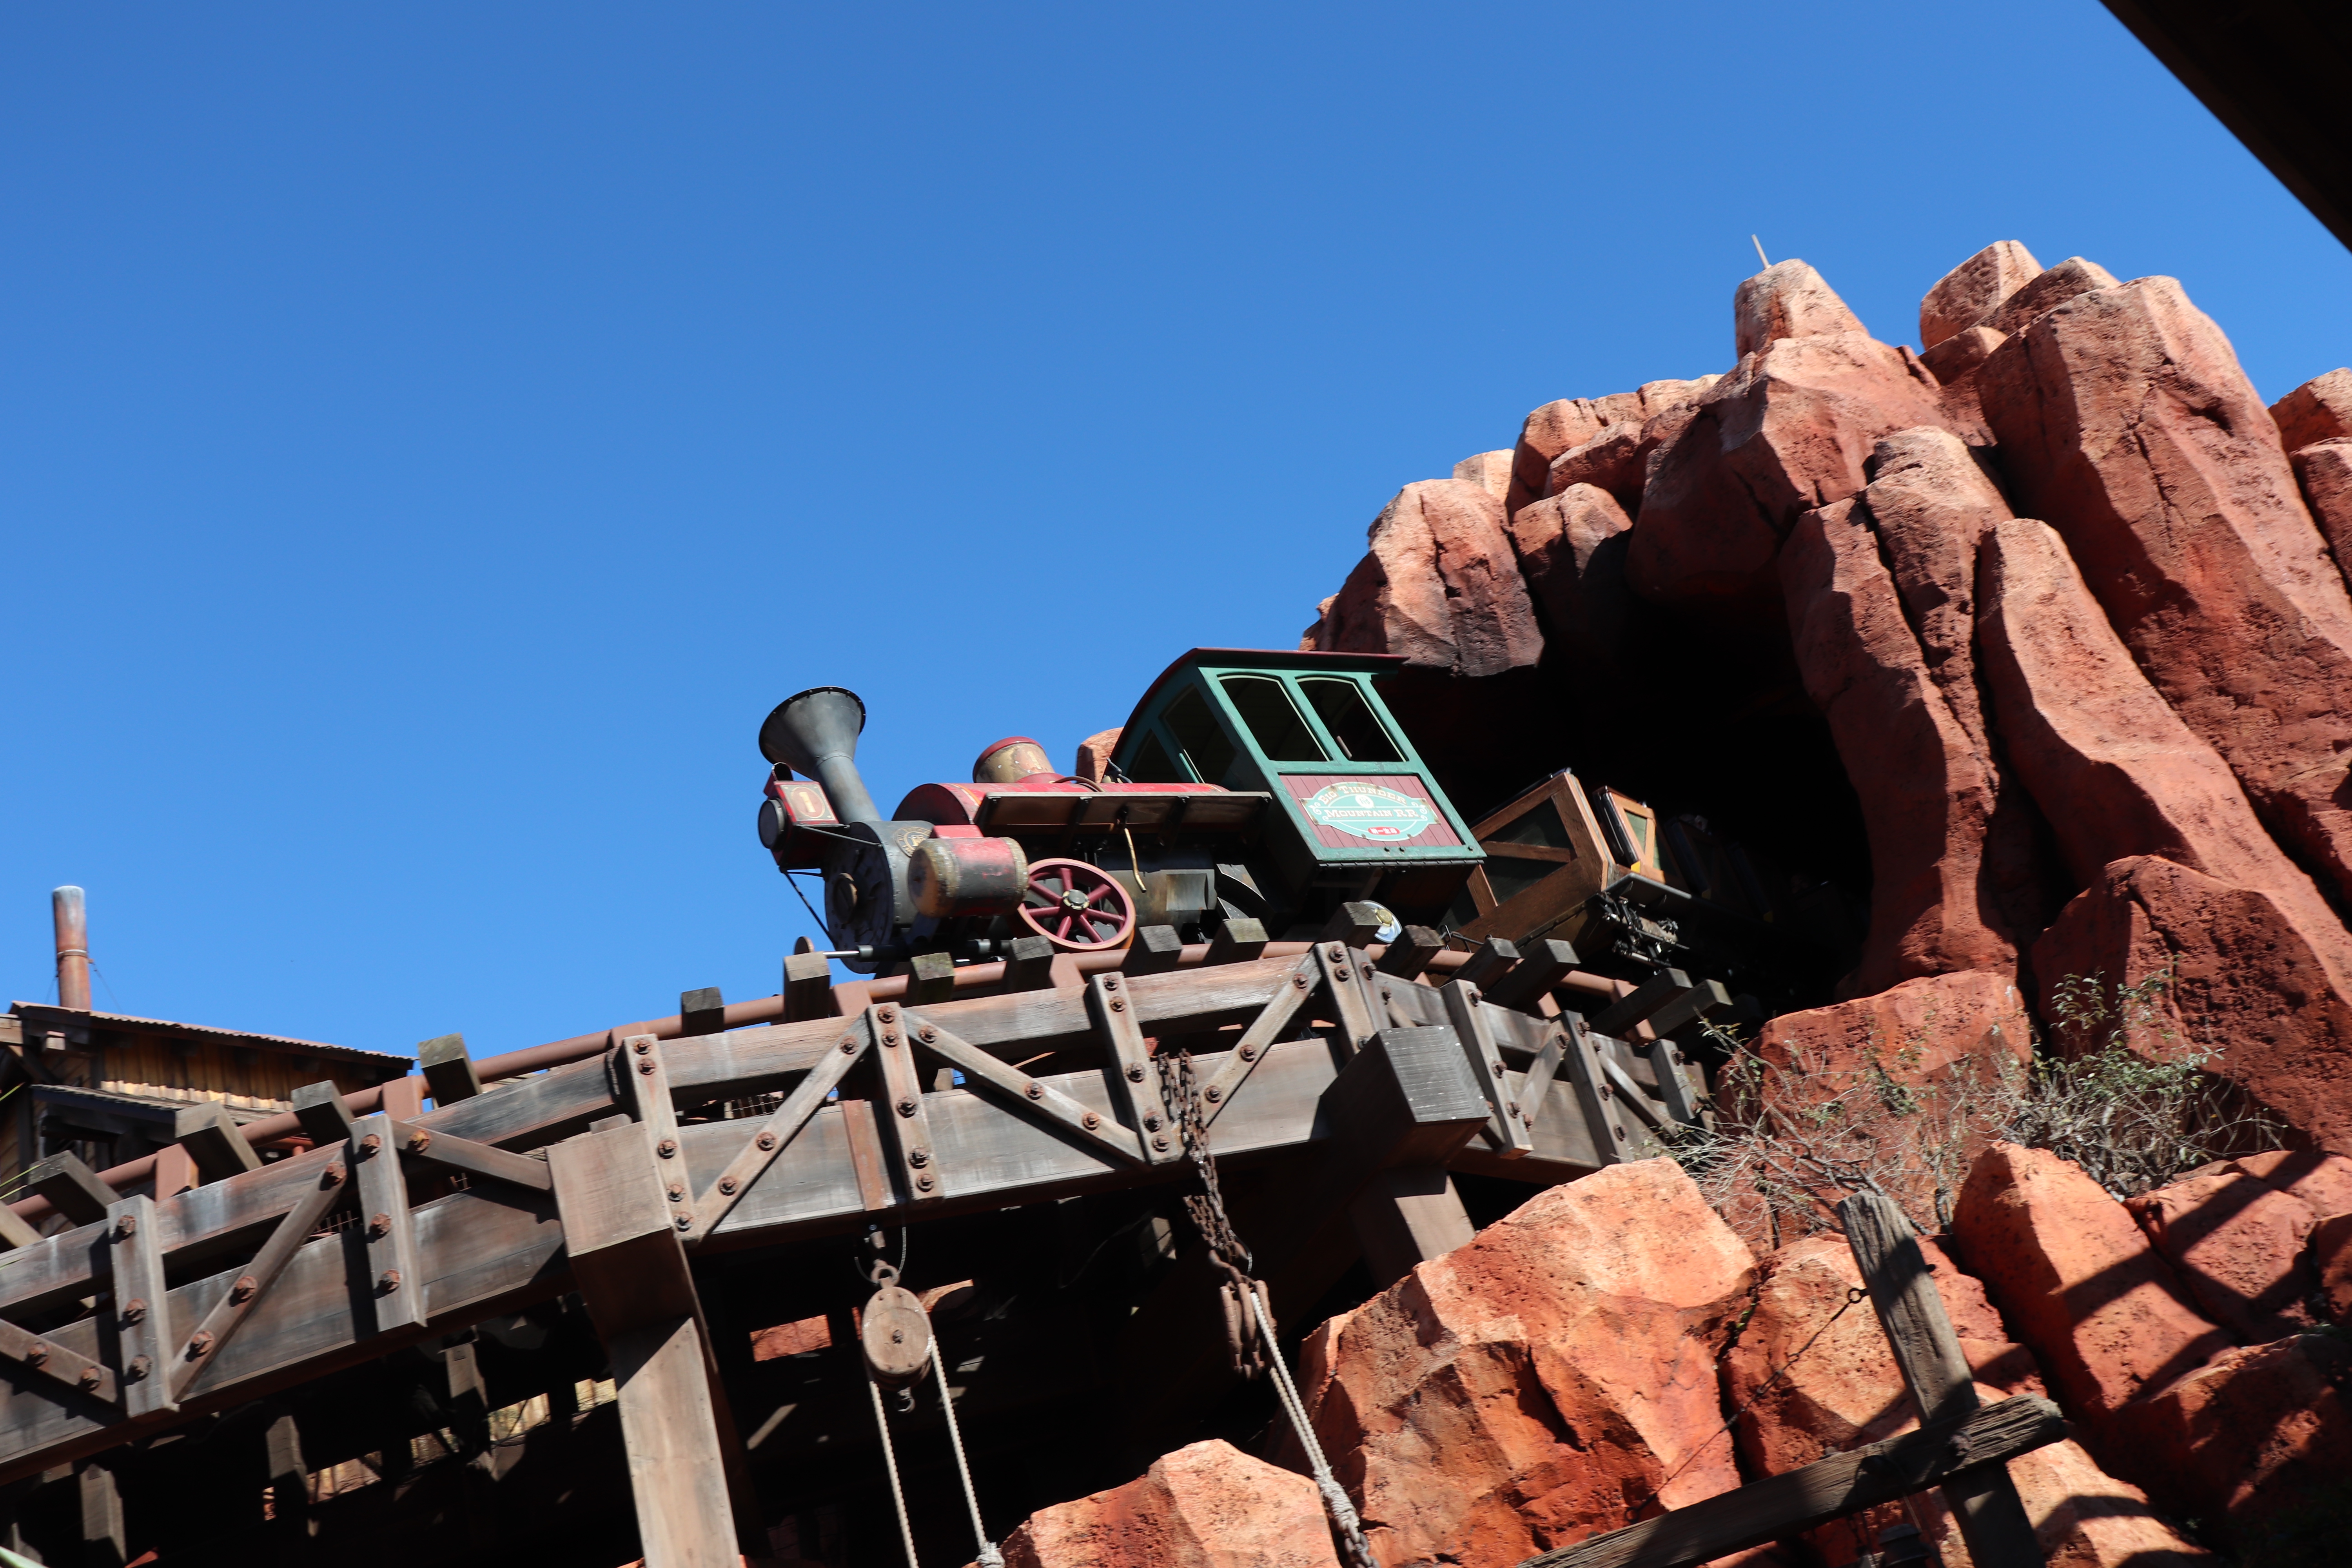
[6,4,2347,1060]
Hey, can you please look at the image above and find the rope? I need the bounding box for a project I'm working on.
[1249,1283,1379,1568]
[930,1338,1004,1568]
[865,1369,921,1568]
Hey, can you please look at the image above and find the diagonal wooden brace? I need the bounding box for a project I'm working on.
[1514,1018,1572,1132]
[867,1003,942,1203]
[683,1016,874,1244]
[1085,974,1178,1163]
[912,1018,1147,1166]
[383,1121,554,1192]
[169,1157,349,1401]
[0,1316,114,1405]
[1440,980,1534,1156]
[1195,952,1321,1128]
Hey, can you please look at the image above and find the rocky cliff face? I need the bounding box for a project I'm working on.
[1306,242,2352,1157]
[994,247,2352,1568]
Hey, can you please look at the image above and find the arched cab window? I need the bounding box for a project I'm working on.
[1219,675,1325,761]
[1161,686,1238,784]
[1297,677,1403,762]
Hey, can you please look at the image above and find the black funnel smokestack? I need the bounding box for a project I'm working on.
[759,687,883,825]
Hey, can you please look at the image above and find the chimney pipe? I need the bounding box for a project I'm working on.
[52,886,90,1012]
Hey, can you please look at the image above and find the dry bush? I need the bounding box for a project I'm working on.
[1670,968,2284,1252]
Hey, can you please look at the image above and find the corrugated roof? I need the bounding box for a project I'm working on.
[7,1003,410,1071]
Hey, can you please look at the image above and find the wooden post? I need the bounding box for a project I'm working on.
[546,1122,750,1568]
[1375,925,1446,979]
[1839,1193,2046,1566]
[418,1034,482,1105]
[76,1458,123,1568]
[782,949,837,1018]
[171,1102,261,1184]
[105,1195,171,1420]
[1203,917,1269,967]
[1349,1165,1476,1286]
[25,1155,115,1227]
[263,1407,311,1544]
[1329,1025,1485,1288]
[679,988,727,1036]
[354,1112,428,1334]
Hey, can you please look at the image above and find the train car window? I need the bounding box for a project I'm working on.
[1482,855,1557,906]
[1486,799,1572,851]
[1124,728,1184,784]
[1298,677,1404,762]
[1162,686,1237,786]
[1220,675,1327,762]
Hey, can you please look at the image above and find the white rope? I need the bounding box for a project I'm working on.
[865,1371,921,1568]
[929,1339,1005,1568]
[1249,1285,1377,1568]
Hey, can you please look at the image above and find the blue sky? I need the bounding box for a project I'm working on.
[5,3,2348,1060]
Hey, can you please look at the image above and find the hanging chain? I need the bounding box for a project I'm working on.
[1155,1044,1379,1568]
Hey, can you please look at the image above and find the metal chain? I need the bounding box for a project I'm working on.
[1155,1046,1379,1568]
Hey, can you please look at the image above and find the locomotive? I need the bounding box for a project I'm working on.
[754,649,1486,972]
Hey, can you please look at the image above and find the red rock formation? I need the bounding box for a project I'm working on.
[2287,437,2352,571]
[2102,1336,2352,1545]
[1310,479,1542,677]
[1949,1143,2229,1426]
[2312,1212,2352,1324]
[1975,517,2352,992]
[1855,428,2009,751]
[1504,378,1717,516]
[1734,260,1867,357]
[1920,241,2042,348]
[1503,483,1634,660]
[2233,1149,2352,1215]
[1978,258,2121,338]
[1779,502,2017,991]
[1293,1160,1753,1568]
[1544,422,1646,513]
[1452,450,1514,503]
[2031,855,2352,1153]
[2123,1169,2319,1341]
[1633,272,1951,606]
[1743,972,2030,1234]
[2270,367,2352,449]
[1729,1234,2206,1567]
[995,1439,1339,1568]
[1976,275,2352,910]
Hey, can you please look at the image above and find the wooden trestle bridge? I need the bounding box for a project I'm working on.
[0,922,1728,1566]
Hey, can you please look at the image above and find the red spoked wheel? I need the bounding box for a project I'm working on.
[1016,858,1137,952]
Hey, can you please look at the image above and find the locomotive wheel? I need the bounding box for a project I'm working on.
[1017,858,1137,952]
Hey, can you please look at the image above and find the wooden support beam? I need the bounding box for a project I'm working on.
[1375,924,1445,979]
[149,1147,196,1201]
[442,1335,492,1460]
[0,1315,114,1405]
[1642,980,1733,1042]
[782,949,837,1019]
[104,1197,170,1421]
[289,1082,355,1147]
[904,953,956,1006]
[167,1161,347,1402]
[910,1020,1146,1168]
[1439,980,1533,1158]
[76,1458,124,1568]
[1484,938,1581,1012]
[1086,975,1178,1163]
[866,1004,941,1204]
[386,1121,553,1192]
[1586,968,1691,1036]
[1645,1038,1705,1128]
[547,1122,748,1568]
[684,1015,873,1243]
[1348,1165,1475,1289]
[678,987,726,1037]
[26,1156,115,1228]
[999,936,1056,993]
[0,1201,40,1252]
[1313,942,1380,1053]
[1510,1396,2064,1568]
[1559,1015,1636,1164]
[417,1033,482,1105]
[353,1113,428,1334]
[1320,902,1390,947]
[1203,917,1268,967]
[262,1407,310,1541]
[1194,953,1320,1127]
[1840,1192,2045,1566]
[171,1102,262,1184]
[1124,925,1185,975]
[1454,938,1520,991]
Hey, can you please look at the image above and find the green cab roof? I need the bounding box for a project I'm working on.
[1116,647,1406,739]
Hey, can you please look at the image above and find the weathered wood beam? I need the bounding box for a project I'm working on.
[354,1113,428,1334]
[1841,1192,2045,1566]
[25,1155,115,1227]
[417,1032,482,1105]
[1513,1396,2065,1568]
[171,1101,264,1185]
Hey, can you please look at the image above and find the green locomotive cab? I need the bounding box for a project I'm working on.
[1109,648,1485,939]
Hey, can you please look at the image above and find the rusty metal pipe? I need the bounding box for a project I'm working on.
[6,938,1633,1225]
[51,887,90,1013]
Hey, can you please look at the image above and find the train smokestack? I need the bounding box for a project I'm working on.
[758,687,883,825]
[52,885,90,1012]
